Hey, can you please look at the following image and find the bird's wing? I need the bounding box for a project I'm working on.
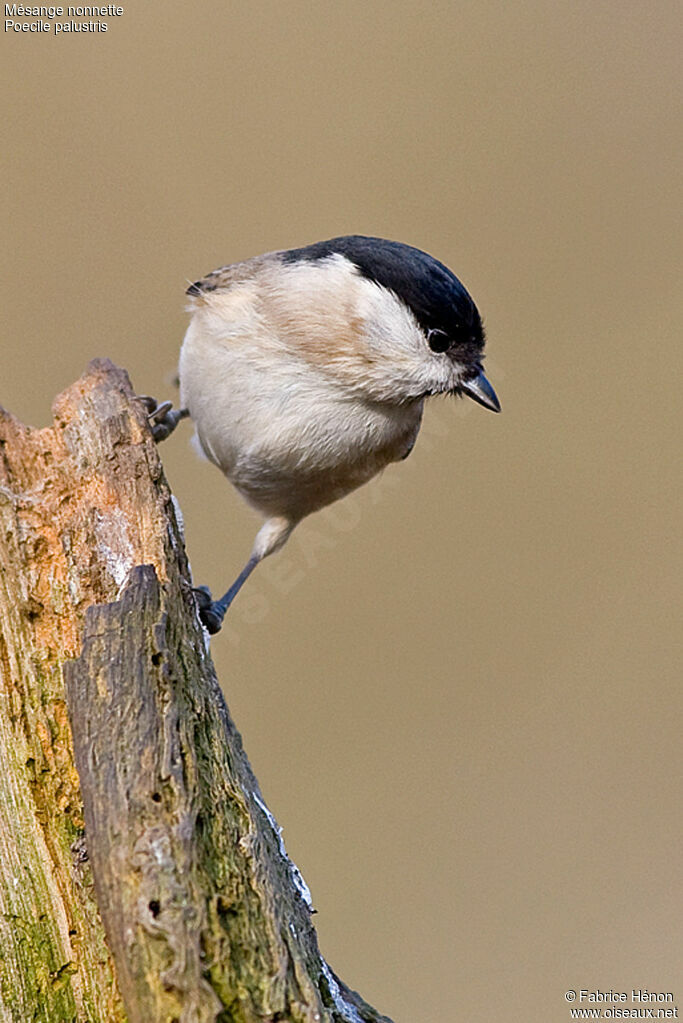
[186,254,277,297]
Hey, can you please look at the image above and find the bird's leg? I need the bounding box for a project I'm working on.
[194,521,293,634]
[137,395,190,442]
[194,555,261,634]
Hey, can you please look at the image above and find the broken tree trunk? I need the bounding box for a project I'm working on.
[0,360,393,1023]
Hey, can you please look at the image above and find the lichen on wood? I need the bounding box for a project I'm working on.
[0,360,393,1023]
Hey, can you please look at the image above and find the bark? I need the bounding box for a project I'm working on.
[0,360,394,1023]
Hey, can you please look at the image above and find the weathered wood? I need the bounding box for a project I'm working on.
[0,360,393,1023]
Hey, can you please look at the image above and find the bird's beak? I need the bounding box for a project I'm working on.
[460,372,501,413]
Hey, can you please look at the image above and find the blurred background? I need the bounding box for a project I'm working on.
[2,2,681,1020]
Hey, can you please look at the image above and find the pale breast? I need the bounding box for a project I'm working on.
[229,393,423,519]
[179,259,425,521]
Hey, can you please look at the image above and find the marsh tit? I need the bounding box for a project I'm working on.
[146,235,500,633]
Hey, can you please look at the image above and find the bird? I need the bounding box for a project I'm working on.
[144,235,500,634]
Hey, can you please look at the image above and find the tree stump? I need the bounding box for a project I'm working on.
[0,360,393,1023]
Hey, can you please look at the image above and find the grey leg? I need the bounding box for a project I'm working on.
[194,556,261,634]
[137,396,190,442]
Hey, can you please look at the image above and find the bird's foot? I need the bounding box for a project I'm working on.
[137,395,190,442]
[193,586,226,635]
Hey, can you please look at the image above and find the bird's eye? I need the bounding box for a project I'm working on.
[427,329,450,353]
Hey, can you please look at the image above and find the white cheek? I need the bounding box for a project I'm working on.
[358,280,421,353]
[355,278,460,398]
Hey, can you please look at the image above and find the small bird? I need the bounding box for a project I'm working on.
[146,235,500,633]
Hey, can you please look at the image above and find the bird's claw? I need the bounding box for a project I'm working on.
[193,586,225,635]
[136,396,190,442]
[137,395,159,415]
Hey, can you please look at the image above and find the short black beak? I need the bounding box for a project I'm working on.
[460,372,501,413]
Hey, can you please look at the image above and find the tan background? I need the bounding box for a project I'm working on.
[2,2,681,1020]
